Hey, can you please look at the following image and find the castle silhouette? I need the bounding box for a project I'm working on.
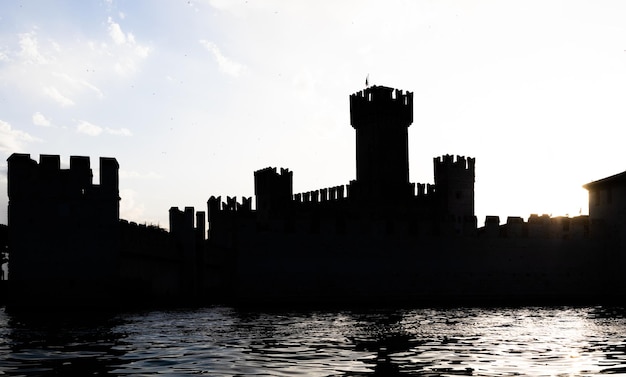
[4,85,626,309]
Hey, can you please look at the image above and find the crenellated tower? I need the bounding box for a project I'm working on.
[7,153,121,305]
[349,85,414,203]
[254,167,293,226]
[433,154,476,234]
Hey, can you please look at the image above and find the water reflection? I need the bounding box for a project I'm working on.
[0,310,127,375]
[0,306,626,375]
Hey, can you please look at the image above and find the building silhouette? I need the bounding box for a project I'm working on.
[6,154,206,308]
[5,85,626,308]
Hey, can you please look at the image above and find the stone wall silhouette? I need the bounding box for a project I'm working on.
[203,85,624,306]
[6,84,626,308]
[6,154,207,308]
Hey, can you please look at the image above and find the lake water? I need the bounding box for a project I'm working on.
[0,305,626,376]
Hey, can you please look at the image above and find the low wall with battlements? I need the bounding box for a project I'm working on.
[480,214,591,239]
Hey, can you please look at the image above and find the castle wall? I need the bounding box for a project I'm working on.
[9,83,624,309]
[480,215,591,240]
[118,220,181,304]
[7,154,121,307]
[584,176,626,292]
[6,153,209,308]
[588,184,626,233]
[224,227,612,306]
[202,85,626,307]
[204,195,616,306]
[169,206,208,301]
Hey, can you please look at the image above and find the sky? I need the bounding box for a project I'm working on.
[1,0,626,229]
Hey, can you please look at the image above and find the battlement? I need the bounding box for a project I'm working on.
[207,196,252,213]
[254,166,293,214]
[350,85,413,106]
[480,214,590,239]
[169,206,206,240]
[434,154,476,171]
[433,155,476,188]
[414,183,437,197]
[120,219,168,234]
[254,167,292,179]
[7,153,119,200]
[119,219,173,260]
[349,86,413,129]
[294,185,347,203]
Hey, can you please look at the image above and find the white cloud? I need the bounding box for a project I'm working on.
[53,72,104,99]
[105,127,132,136]
[18,32,48,64]
[0,49,9,62]
[43,86,75,106]
[107,17,127,45]
[104,18,152,76]
[114,57,137,76]
[0,120,37,154]
[206,0,279,15]
[199,40,246,77]
[32,112,51,127]
[0,19,151,121]
[76,120,132,137]
[120,188,146,223]
[134,44,150,59]
[51,41,61,53]
[76,120,103,136]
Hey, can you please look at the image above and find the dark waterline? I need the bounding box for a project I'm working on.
[1,306,626,376]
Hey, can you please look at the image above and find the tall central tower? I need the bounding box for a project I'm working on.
[349,85,414,203]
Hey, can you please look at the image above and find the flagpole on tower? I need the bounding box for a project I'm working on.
[365,74,369,87]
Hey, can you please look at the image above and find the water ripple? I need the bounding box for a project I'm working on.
[1,306,626,375]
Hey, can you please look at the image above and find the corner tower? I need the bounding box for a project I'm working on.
[349,85,413,202]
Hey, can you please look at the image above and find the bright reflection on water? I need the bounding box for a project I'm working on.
[1,306,626,376]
